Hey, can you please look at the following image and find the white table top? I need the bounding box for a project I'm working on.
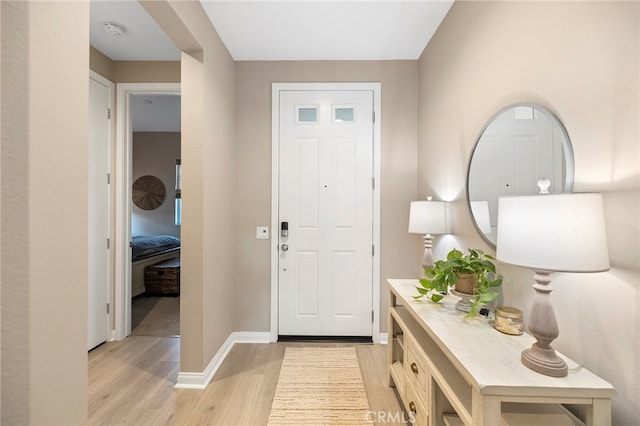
[388,278,616,398]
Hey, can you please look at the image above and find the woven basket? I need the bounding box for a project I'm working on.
[145,258,180,295]
[454,273,478,295]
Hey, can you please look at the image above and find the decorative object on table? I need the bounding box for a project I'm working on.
[414,248,502,317]
[493,306,523,335]
[496,192,609,377]
[132,175,166,210]
[408,196,448,268]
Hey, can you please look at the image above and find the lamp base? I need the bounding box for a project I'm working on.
[521,343,568,377]
[421,233,435,269]
[520,269,568,378]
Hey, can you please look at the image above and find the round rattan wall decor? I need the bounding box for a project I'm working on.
[132,175,166,210]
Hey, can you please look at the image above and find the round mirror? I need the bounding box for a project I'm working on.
[467,104,575,247]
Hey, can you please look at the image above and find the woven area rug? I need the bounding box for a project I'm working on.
[267,347,371,425]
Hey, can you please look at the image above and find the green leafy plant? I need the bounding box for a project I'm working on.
[414,248,503,317]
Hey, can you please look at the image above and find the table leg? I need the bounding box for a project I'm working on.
[472,391,501,426]
[585,398,611,426]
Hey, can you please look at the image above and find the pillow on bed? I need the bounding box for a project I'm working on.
[131,235,180,259]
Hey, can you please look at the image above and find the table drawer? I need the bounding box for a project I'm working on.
[405,379,429,426]
[406,338,429,403]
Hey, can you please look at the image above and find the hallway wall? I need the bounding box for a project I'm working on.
[1,1,89,423]
[417,2,639,423]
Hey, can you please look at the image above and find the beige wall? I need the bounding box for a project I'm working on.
[89,48,180,83]
[142,0,237,372]
[90,46,115,81]
[132,132,181,237]
[234,61,420,333]
[418,2,639,423]
[114,61,180,83]
[1,1,88,423]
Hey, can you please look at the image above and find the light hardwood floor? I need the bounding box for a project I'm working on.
[88,338,405,425]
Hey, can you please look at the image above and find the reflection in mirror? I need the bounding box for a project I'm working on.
[467,104,575,247]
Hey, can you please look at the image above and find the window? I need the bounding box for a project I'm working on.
[296,105,319,123]
[333,106,355,123]
[175,159,182,226]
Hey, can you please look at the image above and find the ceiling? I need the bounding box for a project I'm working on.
[90,1,453,132]
[90,1,454,61]
[201,1,454,61]
[90,0,181,61]
[131,95,181,132]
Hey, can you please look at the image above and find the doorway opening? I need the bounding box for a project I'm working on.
[114,83,181,340]
[129,94,181,337]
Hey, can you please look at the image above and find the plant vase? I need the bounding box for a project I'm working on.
[413,248,502,318]
[451,273,478,313]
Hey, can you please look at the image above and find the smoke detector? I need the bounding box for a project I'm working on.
[103,22,124,36]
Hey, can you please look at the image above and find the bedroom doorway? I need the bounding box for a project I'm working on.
[130,94,181,337]
[114,83,181,340]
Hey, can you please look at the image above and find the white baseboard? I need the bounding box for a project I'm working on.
[174,330,384,389]
[174,331,270,389]
[232,331,271,344]
[379,332,388,345]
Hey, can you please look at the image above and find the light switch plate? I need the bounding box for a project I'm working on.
[256,226,269,239]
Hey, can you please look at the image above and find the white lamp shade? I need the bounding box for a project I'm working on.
[496,193,609,272]
[470,201,492,234]
[408,200,447,234]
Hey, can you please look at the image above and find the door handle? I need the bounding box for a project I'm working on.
[281,243,289,252]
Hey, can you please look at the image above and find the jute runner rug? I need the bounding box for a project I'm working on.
[267,347,371,425]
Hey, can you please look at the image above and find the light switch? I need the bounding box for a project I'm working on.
[256,226,269,239]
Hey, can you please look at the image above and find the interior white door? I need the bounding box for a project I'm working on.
[88,76,111,350]
[278,90,374,337]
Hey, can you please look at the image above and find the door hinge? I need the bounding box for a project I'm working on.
[372,177,375,189]
[372,244,375,256]
[106,303,110,315]
[107,173,111,184]
[372,110,376,123]
[107,238,110,249]
[107,108,111,120]
[371,310,374,323]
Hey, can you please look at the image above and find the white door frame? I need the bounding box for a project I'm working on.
[89,70,115,345]
[270,82,381,343]
[113,82,181,340]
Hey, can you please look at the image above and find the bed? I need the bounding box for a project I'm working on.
[131,235,180,297]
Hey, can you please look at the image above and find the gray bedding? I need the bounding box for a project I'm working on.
[131,235,180,260]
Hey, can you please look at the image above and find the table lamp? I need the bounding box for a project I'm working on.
[470,200,492,234]
[496,193,609,377]
[408,197,448,269]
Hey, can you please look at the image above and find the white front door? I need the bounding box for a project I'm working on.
[88,75,111,350]
[277,89,374,337]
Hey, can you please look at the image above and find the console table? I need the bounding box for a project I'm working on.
[387,279,615,426]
